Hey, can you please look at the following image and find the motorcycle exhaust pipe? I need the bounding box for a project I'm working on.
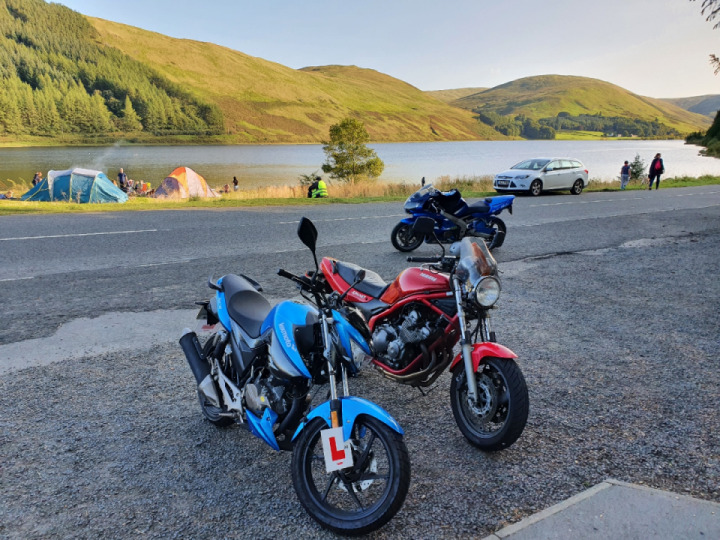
[180,329,220,407]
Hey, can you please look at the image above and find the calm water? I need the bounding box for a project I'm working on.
[1,140,717,190]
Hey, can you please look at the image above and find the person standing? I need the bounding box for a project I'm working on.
[620,161,630,190]
[233,176,239,191]
[32,171,42,186]
[648,153,664,190]
[117,168,128,192]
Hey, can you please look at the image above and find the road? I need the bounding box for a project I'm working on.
[1,186,719,346]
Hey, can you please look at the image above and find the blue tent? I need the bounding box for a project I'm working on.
[21,168,128,203]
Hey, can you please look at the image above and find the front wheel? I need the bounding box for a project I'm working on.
[570,179,584,195]
[391,222,424,252]
[292,416,411,535]
[486,217,507,250]
[450,357,528,451]
[529,179,543,197]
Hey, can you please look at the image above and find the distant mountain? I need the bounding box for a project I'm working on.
[426,88,487,103]
[85,18,500,143]
[452,75,711,135]
[661,95,720,118]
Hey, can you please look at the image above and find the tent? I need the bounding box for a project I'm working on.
[21,168,128,203]
[152,166,219,199]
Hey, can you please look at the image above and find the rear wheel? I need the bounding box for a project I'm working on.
[529,180,543,197]
[450,357,528,451]
[391,222,424,252]
[292,416,411,535]
[486,217,507,250]
[197,389,233,427]
[570,179,584,195]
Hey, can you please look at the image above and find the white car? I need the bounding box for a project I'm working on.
[493,157,589,196]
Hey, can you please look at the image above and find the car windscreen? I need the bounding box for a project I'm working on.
[512,159,550,170]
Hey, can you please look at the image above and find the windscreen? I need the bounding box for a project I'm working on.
[455,238,498,284]
[512,159,550,170]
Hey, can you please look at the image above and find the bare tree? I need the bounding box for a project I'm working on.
[692,0,720,73]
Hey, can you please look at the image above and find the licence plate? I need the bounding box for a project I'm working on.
[496,180,509,187]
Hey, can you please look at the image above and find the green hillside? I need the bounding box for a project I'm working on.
[0,0,223,140]
[662,94,720,118]
[453,75,711,136]
[86,18,499,143]
[425,87,487,103]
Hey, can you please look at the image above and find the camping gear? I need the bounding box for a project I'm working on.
[20,168,128,203]
[153,166,218,199]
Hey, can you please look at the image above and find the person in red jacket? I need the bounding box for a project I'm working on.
[648,153,664,190]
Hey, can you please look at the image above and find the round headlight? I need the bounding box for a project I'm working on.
[474,276,501,307]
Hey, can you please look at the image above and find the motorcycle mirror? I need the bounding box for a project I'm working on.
[297,217,320,274]
[338,269,366,303]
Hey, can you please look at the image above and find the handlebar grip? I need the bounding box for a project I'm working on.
[277,268,295,280]
[407,256,441,263]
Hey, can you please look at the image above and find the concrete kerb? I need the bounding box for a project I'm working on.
[483,479,720,540]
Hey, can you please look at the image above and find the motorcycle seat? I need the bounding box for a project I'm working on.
[222,274,272,338]
[458,200,490,216]
[335,260,389,299]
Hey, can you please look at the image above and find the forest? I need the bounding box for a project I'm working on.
[475,110,682,139]
[0,0,223,138]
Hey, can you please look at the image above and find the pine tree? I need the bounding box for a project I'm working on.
[119,95,142,131]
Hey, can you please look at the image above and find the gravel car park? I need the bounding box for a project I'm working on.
[494,157,589,196]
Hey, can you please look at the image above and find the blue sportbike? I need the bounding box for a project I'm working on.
[180,217,410,535]
[391,184,514,252]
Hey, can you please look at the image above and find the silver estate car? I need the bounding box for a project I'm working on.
[493,157,589,196]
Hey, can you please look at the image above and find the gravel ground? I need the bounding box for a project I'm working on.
[1,214,719,539]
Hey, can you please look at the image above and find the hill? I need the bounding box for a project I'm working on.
[86,18,499,143]
[452,75,711,136]
[661,94,720,118]
[425,88,487,103]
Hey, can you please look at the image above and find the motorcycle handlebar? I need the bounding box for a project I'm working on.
[407,256,442,263]
[277,268,296,280]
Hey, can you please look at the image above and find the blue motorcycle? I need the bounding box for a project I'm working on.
[180,217,410,535]
[391,184,514,252]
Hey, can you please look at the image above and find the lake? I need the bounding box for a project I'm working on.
[1,140,718,190]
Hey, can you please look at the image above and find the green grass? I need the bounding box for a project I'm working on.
[2,175,719,216]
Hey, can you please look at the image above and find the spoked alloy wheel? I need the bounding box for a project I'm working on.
[485,217,507,250]
[570,179,584,195]
[450,357,528,451]
[529,179,543,196]
[391,222,424,252]
[292,416,411,535]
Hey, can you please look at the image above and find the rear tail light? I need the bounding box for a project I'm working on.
[584,170,589,174]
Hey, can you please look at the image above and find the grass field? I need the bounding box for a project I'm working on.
[2,175,718,216]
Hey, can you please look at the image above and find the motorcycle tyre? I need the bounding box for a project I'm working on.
[292,416,411,535]
[197,389,233,428]
[449,357,528,452]
[391,222,424,252]
[486,217,507,250]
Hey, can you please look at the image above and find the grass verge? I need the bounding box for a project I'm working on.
[1,175,719,216]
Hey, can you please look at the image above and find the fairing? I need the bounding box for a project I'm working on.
[260,301,315,379]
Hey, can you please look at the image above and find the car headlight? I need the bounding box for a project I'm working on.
[516,174,529,179]
[473,276,501,307]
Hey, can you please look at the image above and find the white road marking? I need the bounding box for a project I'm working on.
[1,229,158,241]
[0,276,34,282]
[279,214,403,225]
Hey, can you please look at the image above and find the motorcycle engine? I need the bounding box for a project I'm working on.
[373,308,439,369]
[244,373,288,417]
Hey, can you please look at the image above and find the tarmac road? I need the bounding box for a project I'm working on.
[1,186,719,538]
[1,186,719,346]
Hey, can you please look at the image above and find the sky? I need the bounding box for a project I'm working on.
[52,0,720,99]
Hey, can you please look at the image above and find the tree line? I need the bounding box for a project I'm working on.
[474,110,681,139]
[0,0,223,136]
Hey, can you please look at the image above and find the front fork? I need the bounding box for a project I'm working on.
[453,275,480,403]
[320,311,349,429]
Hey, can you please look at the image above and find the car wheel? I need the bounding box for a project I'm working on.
[570,179,584,195]
[529,179,542,196]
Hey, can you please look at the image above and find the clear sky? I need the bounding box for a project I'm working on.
[52,0,719,99]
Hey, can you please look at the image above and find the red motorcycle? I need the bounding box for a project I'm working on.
[312,218,528,451]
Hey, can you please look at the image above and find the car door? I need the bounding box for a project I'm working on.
[559,159,575,188]
[543,160,564,189]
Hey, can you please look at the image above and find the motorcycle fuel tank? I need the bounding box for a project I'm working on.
[380,268,451,304]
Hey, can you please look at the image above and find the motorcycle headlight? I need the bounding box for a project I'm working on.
[473,276,501,307]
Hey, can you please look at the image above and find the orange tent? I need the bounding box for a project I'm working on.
[153,166,219,199]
